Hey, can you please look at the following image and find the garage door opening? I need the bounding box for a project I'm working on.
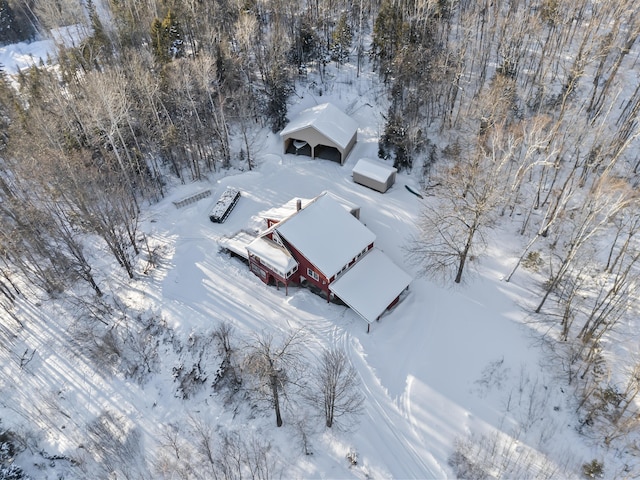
[314,144,342,163]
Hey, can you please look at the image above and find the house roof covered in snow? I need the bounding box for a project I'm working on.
[329,249,412,323]
[275,192,375,278]
[260,192,359,223]
[279,103,358,150]
[247,236,298,277]
[353,158,397,182]
[260,198,314,223]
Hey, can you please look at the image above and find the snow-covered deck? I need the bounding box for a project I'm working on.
[218,230,257,259]
[329,249,411,324]
[247,236,299,278]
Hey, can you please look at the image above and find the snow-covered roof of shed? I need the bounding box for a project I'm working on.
[329,249,411,324]
[275,193,375,278]
[353,158,397,183]
[279,103,358,150]
[247,236,298,276]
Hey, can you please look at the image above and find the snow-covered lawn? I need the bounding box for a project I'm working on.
[1,86,603,477]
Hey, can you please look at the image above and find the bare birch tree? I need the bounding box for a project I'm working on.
[535,175,635,313]
[243,329,306,427]
[311,347,364,429]
[407,123,517,283]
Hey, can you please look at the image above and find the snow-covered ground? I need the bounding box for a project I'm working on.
[0,40,630,479]
[0,25,88,76]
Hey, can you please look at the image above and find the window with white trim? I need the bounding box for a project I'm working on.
[272,232,284,247]
[307,267,319,281]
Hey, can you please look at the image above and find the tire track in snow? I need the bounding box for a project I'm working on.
[341,332,444,478]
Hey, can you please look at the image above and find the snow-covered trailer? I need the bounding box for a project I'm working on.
[352,158,397,193]
[209,187,241,223]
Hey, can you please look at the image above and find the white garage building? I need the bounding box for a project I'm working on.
[280,103,358,165]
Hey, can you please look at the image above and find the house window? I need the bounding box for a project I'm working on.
[287,265,298,278]
[272,232,284,247]
[307,267,319,281]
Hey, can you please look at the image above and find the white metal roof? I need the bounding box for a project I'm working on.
[280,103,358,150]
[247,236,298,277]
[275,193,375,278]
[352,158,397,183]
[329,249,412,324]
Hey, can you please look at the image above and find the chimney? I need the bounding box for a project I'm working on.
[296,199,302,211]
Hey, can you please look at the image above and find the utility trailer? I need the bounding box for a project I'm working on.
[209,187,241,223]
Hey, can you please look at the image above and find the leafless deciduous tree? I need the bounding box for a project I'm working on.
[243,329,306,427]
[407,123,517,283]
[535,174,635,313]
[310,347,364,429]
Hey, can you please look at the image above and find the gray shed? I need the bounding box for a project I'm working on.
[280,103,358,165]
[352,158,397,193]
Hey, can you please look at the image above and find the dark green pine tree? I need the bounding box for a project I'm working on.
[164,10,184,59]
[330,13,352,64]
[371,0,406,79]
[150,9,184,65]
[265,66,291,133]
[87,0,111,54]
[77,0,112,70]
[0,0,19,45]
[379,107,412,172]
[150,17,168,64]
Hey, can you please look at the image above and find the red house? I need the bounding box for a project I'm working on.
[247,192,411,329]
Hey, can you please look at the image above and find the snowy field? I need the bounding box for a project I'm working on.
[0,25,88,79]
[2,88,603,478]
[1,33,631,479]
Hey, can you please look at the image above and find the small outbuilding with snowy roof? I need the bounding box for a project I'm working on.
[352,158,397,193]
[280,103,358,165]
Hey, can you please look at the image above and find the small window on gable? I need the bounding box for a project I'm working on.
[272,232,284,247]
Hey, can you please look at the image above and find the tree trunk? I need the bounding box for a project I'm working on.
[455,223,476,284]
[271,374,283,427]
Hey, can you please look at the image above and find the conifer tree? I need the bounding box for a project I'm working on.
[0,0,18,45]
[330,12,352,64]
[150,9,184,64]
[371,0,405,79]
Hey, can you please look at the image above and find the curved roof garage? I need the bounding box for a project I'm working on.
[280,103,358,165]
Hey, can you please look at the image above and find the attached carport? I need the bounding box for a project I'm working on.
[280,103,358,165]
[329,249,412,332]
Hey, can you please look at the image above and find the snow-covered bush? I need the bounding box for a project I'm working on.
[521,251,543,272]
[346,448,358,467]
[582,459,604,478]
[448,431,574,479]
[0,464,29,480]
[0,424,29,480]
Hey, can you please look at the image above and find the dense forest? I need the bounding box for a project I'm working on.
[1,0,640,477]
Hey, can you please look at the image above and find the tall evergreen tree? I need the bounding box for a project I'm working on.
[0,0,19,45]
[150,9,184,65]
[330,12,352,64]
